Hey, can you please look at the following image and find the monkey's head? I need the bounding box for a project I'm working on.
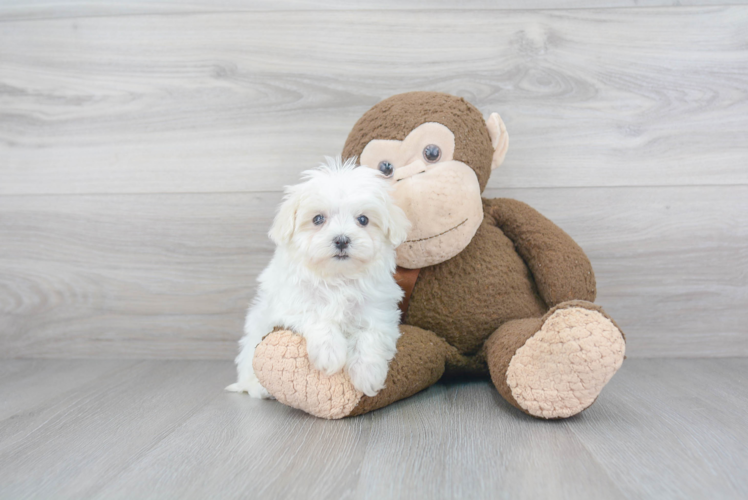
[342,92,508,269]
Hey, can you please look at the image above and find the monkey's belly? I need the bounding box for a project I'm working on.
[405,219,547,355]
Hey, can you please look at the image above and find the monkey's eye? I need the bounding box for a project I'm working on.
[313,215,325,225]
[357,215,369,226]
[378,161,394,177]
[423,144,441,163]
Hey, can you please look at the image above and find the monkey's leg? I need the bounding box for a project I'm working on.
[485,300,625,419]
[253,325,449,419]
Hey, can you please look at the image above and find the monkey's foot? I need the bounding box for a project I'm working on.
[506,303,625,419]
[254,325,449,419]
[253,330,363,419]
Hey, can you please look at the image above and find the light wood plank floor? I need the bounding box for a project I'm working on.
[0,358,745,499]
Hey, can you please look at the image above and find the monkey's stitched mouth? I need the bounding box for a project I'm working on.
[404,219,468,244]
[396,170,426,183]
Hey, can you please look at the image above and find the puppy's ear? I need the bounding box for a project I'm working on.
[268,187,300,245]
[383,201,411,247]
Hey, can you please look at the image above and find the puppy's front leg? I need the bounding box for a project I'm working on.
[304,322,347,376]
[347,328,398,397]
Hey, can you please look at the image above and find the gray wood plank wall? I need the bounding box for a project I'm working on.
[1,1,747,359]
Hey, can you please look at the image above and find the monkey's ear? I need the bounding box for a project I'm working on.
[486,112,509,170]
[268,187,300,245]
[384,201,412,248]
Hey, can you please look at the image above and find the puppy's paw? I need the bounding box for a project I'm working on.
[225,375,274,400]
[347,356,389,397]
[307,335,347,376]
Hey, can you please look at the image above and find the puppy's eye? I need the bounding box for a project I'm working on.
[423,144,441,163]
[378,161,394,177]
[357,215,369,226]
[313,215,325,225]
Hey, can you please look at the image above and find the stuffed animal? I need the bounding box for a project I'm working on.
[253,92,625,419]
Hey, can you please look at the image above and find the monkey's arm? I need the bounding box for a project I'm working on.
[484,198,596,307]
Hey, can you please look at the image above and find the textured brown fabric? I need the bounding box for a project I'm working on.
[394,266,421,323]
[349,325,450,416]
[405,198,548,355]
[485,198,597,307]
[404,197,599,356]
[342,92,495,192]
[484,317,545,414]
[443,347,491,379]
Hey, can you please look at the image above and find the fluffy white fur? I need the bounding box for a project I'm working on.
[226,157,411,398]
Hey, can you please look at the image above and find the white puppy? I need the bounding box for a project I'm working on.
[226,157,411,399]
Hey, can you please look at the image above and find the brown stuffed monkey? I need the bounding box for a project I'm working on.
[253,92,625,419]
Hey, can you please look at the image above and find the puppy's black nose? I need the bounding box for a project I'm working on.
[333,235,350,251]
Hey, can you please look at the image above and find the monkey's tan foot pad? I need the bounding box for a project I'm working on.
[507,306,625,419]
[253,330,363,419]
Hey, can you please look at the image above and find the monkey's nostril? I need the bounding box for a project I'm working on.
[333,235,351,250]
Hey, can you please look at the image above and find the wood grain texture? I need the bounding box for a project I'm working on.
[3,0,748,22]
[1,185,745,359]
[2,4,747,359]
[1,359,746,499]
[0,192,276,359]
[0,360,233,499]
[1,7,748,194]
[569,358,748,498]
[351,383,626,500]
[0,359,136,421]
